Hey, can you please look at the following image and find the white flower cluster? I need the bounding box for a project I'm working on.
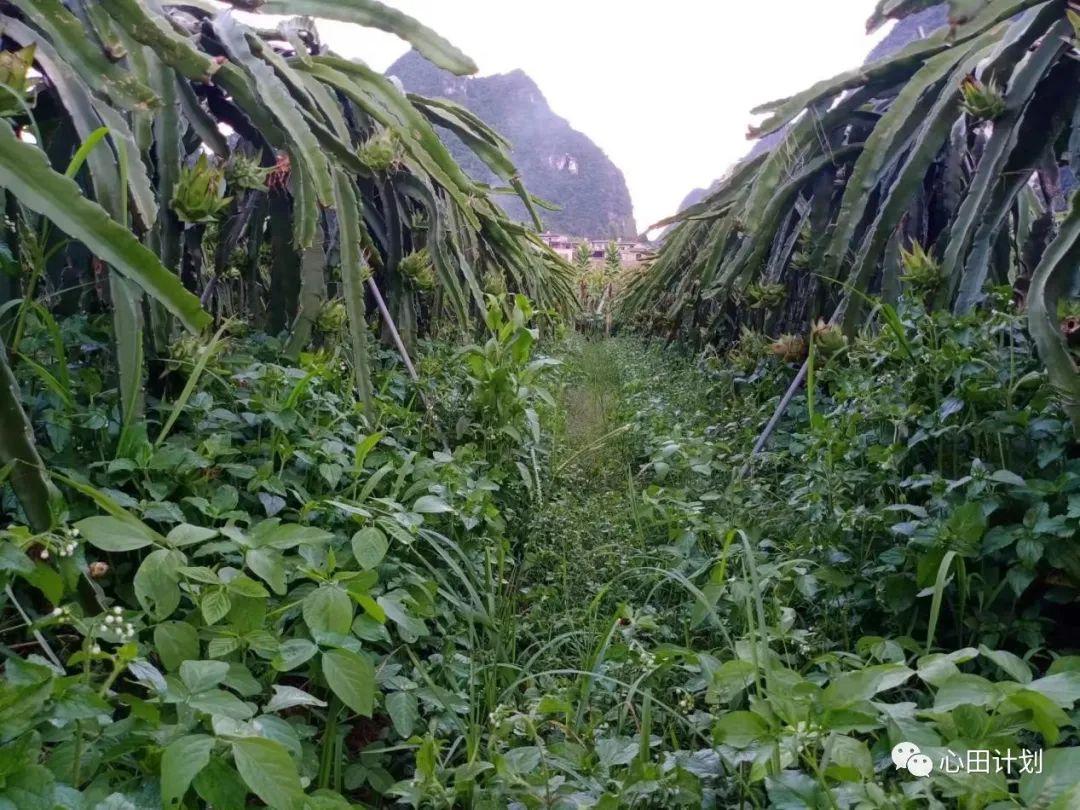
[50,605,71,620]
[628,639,656,669]
[46,527,81,558]
[103,606,136,641]
[487,703,512,725]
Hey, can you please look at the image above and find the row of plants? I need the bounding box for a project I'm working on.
[0,0,575,538]
[0,2,606,806]
[447,293,1080,807]
[1,292,566,807]
[621,0,1078,434]
[4,275,1078,807]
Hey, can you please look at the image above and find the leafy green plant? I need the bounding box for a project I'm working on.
[0,303,565,806]
[622,0,1080,428]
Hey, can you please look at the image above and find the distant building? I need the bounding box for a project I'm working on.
[538,232,654,265]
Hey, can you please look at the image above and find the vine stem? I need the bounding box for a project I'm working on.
[3,583,62,668]
[318,695,344,790]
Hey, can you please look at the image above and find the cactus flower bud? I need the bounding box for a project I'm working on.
[172,154,232,224]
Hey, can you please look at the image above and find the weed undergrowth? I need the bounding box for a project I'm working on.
[3,292,1080,808]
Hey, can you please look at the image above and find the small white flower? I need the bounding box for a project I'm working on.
[51,607,63,617]
[40,549,49,559]
[124,623,135,634]
[91,645,101,654]
[112,606,122,616]
[105,615,115,625]
[72,528,80,537]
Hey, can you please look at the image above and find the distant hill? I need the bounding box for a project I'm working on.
[387,51,637,239]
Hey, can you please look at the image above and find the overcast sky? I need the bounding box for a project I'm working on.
[312,2,889,234]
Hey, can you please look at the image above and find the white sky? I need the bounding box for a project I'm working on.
[312,1,889,234]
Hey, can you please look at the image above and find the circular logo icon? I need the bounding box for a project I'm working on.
[891,742,934,778]
[891,741,920,770]
[907,753,934,778]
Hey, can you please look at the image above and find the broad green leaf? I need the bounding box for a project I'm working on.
[823,734,873,782]
[265,684,327,713]
[201,589,232,626]
[179,566,221,585]
[246,548,288,595]
[377,594,427,642]
[714,711,771,748]
[208,637,240,659]
[355,592,386,624]
[1026,672,1080,708]
[303,585,353,636]
[916,648,980,686]
[934,674,1004,711]
[133,548,184,620]
[990,469,1027,487]
[766,770,830,810]
[351,526,388,570]
[231,737,305,809]
[188,689,254,720]
[1003,689,1070,745]
[166,524,219,547]
[75,515,159,552]
[1019,748,1080,807]
[154,622,200,672]
[978,644,1032,684]
[227,575,269,599]
[322,648,375,717]
[180,660,229,694]
[385,690,418,738]
[412,495,452,514]
[161,734,214,808]
[272,639,318,672]
[91,795,140,810]
[821,664,913,708]
[503,746,542,775]
[193,759,248,809]
[250,521,333,549]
